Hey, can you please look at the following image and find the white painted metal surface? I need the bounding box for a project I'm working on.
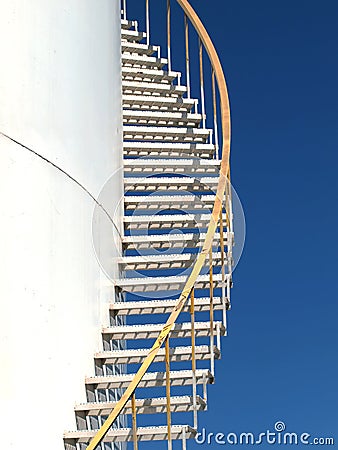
[0,1,123,449]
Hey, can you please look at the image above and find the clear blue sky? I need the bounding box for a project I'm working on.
[126,0,338,446]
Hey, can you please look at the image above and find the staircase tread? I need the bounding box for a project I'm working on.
[118,251,221,262]
[121,29,147,42]
[86,368,213,382]
[64,424,196,439]
[124,158,220,164]
[122,231,222,242]
[123,213,212,222]
[76,395,205,409]
[122,53,168,64]
[122,66,180,77]
[123,109,201,118]
[95,345,219,357]
[124,194,215,202]
[103,321,224,331]
[121,19,138,30]
[123,93,195,104]
[123,143,214,150]
[122,41,158,51]
[111,296,222,309]
[123,125,210,134]
[84,369,214,390]
[124,175,217,183]
[122,80,186,92]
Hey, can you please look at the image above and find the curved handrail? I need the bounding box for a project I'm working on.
[177,0,231,176]
[86,2,231,448]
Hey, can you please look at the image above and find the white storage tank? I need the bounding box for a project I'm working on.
[0,1,123,449]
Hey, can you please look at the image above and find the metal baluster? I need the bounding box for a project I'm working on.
[182,427,187,450]
[146,0,150,46]
[225,174,233,277]
[199,38,206,128]
[131,392,138,450]
[209,248,215,375]
[227,170,234,235]
[219,209,228,325]
[212,69,219,159]
[123,0,127,20]
[202,372,207,402]
[167,0,172,72]
[184,14,191,98]
[190,288,198,429]
[165,336,172,450]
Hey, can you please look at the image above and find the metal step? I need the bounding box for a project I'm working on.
[74,395,206,420]
[118,252,223,270]
[121,29,146,43]
[122,66,181,84]
[122,232,224,250]
[122,53,168,69]
[64,425,196,446]
[122,41,158,56]
[124,175,218,191]
[115,273,224,293]
[85,369,214,391]
[123,93,196,111]
[122,80,187,96]
[124,194,216,211]
[94,345,220,365]
[123,109,202,127]
[110,296,224,316]
[123,142,215,158]
[121,19,137,30]
[123,213,213,230]
[123,158,220,175]
[102,321,225,340]
[123,125,211,143]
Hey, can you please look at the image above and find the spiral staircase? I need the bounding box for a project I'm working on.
[64,1,233,449]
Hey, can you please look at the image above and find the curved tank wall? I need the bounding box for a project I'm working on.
[0,1,123,449]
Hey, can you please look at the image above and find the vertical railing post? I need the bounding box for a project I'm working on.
[227,274,231,309]
[184,14,191,98]
[131,392,138,450]
[182,427,187,450]
[209,248,215,375]
[199,38,206,129]
[202,372,207,402]
[167,0,172,72]
[190,287,198,429]
[225,174,233,311]
[165,336,172,450]
[146,0,150,46]
[216,323,221,350]
[219,209,228,325]
[212,70,219,160]
[123,0,127,20]
[225,175,233,276]
[227,172,234,235]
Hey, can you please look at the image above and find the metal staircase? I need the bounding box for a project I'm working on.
[64,1,233,449]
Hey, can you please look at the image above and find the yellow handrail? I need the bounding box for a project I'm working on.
[86,1,231,448]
